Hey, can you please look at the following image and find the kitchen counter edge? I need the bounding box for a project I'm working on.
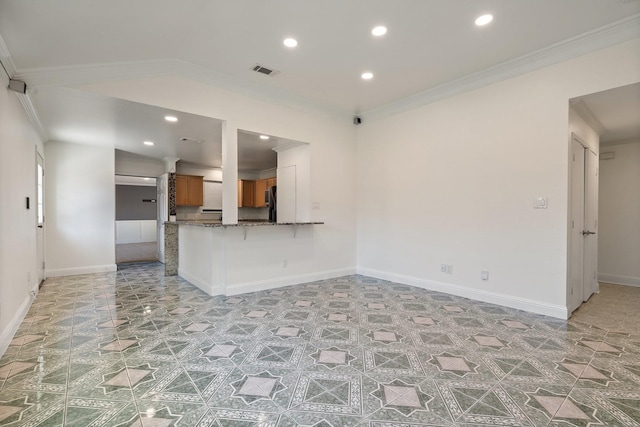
[164,221,324,228]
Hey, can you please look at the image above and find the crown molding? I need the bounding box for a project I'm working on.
[570,99,607,136]
[0,33,17,77]
[15,92,48,141]
[359,14,640,122]
[1,33,47,140]
[5,14,640,127]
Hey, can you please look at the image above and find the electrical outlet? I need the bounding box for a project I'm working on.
[481,270,489,281]
[282,259,288,269]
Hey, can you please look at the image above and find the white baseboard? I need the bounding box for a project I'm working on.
[357,267,568,319]
[0,293,34,359]
[225,268,357,296]
[598,273,640,287]
[178,267,357,297]
[178,268,219,296]
[46,264,118,277]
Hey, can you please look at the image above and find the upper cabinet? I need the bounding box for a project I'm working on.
[237,178,277,208]
[176,174,204,206]
[237,179,255,208]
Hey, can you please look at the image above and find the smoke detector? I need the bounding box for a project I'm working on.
[179,137,203,144]
[251,64,280,76]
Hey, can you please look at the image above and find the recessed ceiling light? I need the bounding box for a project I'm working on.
[259,135,270,140]
[371,25,387,36]
[361,72,374,80]
[283,38,298,48]
[475,14,493,26]
[164,115,178,122]
[143,141,154,146]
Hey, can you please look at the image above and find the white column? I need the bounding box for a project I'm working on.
[221,120,238,224]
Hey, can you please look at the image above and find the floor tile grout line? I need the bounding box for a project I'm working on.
[113,268,144,423]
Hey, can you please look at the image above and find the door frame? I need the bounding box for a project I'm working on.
[567,132,598,315]
[36,149,45,286]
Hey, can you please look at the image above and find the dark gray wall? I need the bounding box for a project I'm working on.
[116,185,157,220]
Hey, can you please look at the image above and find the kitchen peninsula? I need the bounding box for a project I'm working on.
[165,219,324,297]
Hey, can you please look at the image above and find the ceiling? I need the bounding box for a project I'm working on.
[0,1,639,164]
[574,83,640,144]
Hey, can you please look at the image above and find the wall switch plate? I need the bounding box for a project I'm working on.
[534,197,548,209]
[282,259,288,268]
[441,264,453,274]
[481,270,489,281]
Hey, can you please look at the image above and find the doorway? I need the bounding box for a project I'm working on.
[36,150,45,286]
[115,175,158,264]
[568,134,598,314]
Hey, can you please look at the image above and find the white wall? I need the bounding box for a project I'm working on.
[356,39,640,318]
[277,144,311,223]
[115,151,164,177]
[598,140,640,286]
[45,141,117,276]
[115,220,157,244]
[76,74,357,283]
[0,74,44,356]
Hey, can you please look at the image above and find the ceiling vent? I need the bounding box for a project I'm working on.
[251,64,280,77]
[179,137,203,144]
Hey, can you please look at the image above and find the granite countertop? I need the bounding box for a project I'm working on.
[165,220,323,228]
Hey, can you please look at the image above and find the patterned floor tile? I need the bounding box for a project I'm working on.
[1,263,639,425]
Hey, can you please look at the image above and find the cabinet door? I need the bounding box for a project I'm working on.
[254,179,267,207]
[188,176,203,206]
[243,181,255,207]
[266,177,277,189]
[176,175,188,206]
[238,180,255,207]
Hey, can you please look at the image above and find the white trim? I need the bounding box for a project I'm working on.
[357,267,569,319]
[225,268,357,296]
[359,14,640,121]
[45,264,117,277]
[598,273,640,287]
[8,15,638,124]
[15,92,48,141]
[178,268,219,296]
[0,293,33,358]
[0,33,17,77]
[178,267,357,297]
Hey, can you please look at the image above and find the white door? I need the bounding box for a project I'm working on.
[583,149,599,300]
[569,138,585,313]
[157,173,168,263]
[36,151,45,285]
[568,135,599,314]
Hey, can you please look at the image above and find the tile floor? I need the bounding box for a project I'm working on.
[1,263,639,426]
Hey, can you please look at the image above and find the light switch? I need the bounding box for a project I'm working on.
[534,197,548,209]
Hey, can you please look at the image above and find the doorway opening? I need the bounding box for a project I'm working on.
[36,150,45,287]
[115,175,158,264]
[567,82,640,315]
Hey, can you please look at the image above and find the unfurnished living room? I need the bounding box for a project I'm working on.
[1,1,640,426]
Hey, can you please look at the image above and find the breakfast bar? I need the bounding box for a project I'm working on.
[165,220,324,296]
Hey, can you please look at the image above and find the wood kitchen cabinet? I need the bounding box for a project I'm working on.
[254,179,268,207]
[237,180,255,207]
[176,174,204,206]
[238,177,277,208]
